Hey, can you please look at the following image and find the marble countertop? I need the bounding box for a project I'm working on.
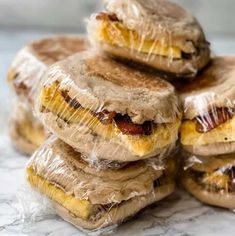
[1,30,235,236]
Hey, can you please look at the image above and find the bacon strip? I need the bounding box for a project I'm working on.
[95,12,119,21]
[196,108,234,133]
[114,114,153,136]
[61,90,80,109]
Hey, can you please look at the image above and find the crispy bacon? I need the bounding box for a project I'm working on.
[95,12,119,21]
[61,90,80,109]
[226,167,235,192]
[114,114,153,136]
[196,108,234,133]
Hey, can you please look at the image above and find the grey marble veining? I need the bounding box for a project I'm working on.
[1,30,235,236]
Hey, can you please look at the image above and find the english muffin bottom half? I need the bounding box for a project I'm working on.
[179,57,235,156]
[181,152,235,209]
[27,137,175,230]
[36,51,181,162]
[87,0,210,78]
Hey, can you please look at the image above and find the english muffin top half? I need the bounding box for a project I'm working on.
[8,35,90,104]
[37,51,180,124]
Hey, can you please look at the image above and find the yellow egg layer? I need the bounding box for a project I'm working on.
[180,116,235,146]
[27,167,93,220]
[97,20,182,59]
[17,121,46,147]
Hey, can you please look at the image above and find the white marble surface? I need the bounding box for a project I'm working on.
[1,30,235,236]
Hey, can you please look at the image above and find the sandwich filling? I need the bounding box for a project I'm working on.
[93,12,183,59]
[187,166,235,193]
[39,81,180,156]
[8,70,28,94]
[16,120,45,147]
[181,107,235,146]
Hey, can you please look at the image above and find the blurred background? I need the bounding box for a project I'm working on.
[0,0,235,37]
[1,0,235,127]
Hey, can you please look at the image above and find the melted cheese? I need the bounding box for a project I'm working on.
[181,116,235,146]
[17,121,45,147]
[27,167,93,220]
[40,83,180,157]
[97,20,182,59]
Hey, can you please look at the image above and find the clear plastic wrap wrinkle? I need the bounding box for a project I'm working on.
[87,0,210,78]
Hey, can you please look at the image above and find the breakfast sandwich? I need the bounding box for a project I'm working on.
[7,35,90,154]
[179,57,235,156]
[87,0,210,78]
[36,51,181,162]
[181,153,235,209]
[27,137,175,230]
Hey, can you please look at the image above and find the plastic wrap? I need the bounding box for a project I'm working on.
[7,35,90,154]
[35,50,181,163]
[87,0,210,78]
[179,56,235,209]
[181,151,235,209]
[179,57,235,157]
[25,136,176,231]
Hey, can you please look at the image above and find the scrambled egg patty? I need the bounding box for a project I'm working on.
[40,82,180,157]
[27,167,93,220]
[97,20,182,59]
[181,116,235,146]
[17,121,45,147]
